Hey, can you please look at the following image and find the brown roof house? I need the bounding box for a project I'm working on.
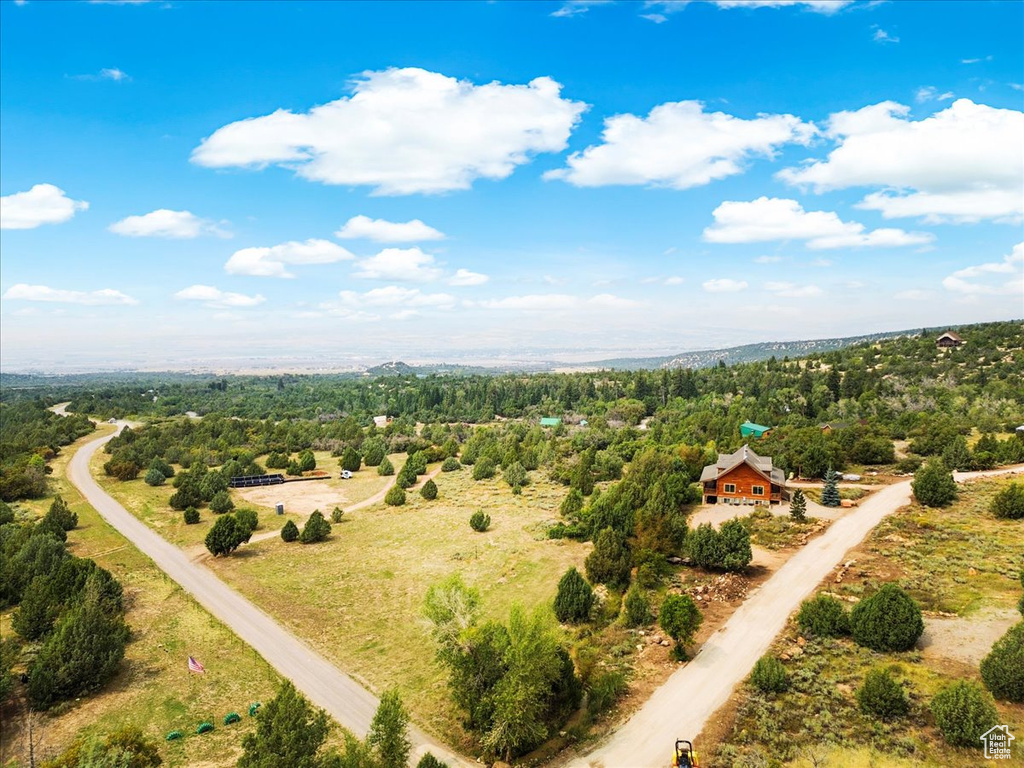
[935,330,964,348]
[700,445,787,506]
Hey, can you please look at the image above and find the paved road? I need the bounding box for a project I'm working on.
[571,466,1023,768]
[69,426,469,767]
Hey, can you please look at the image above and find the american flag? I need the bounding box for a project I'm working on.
[187,655,206,674]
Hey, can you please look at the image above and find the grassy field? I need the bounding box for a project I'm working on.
[90,448,403,550]
[1,428,282,768]
[709,476,1024,767]
[206,465,592,749]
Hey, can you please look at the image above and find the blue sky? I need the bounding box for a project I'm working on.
[1,0,1021,371]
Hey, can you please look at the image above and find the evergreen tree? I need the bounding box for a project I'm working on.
[790,489,807,522]
[991,482,1024,519]
[585,527,631,588]
[441,457,461,472]
[559,488,584,520]
[183,506,200,524]
[300,510,331,544]
[469,511,490,532]
[821,466,841,508]
[205,514,243,556]
[941,435,973,471]
[623,584,652,628]
[420,479,438,500]
[857,667,909,720]
[237,680,329,768]
[281,520,299,542]
[298,450,316,472]
[45,495,77,531]
[385,486,407,506]
[850,583,924,652]
[144,468,166,486]
[553,567,594,623]
[930,681,998,748]
[366,689,411,768]
[361,438,387,468]
[718,519,752,571]
[339,447,362,473]
[980,622,1024,702]
[377,457,395,476]
[912,460,958,507]
[209,490,234,514]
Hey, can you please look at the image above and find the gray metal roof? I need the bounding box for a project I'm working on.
[699,444,785,486]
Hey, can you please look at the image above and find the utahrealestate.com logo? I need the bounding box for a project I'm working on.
[981,725,1015,760]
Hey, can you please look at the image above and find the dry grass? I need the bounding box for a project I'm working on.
[1,428,281,768]
[206,466,591,747]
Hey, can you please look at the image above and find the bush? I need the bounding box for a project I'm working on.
[209,490,234,515]
[797,594,850,637]
[623,584,652,628]
[183,507,200,525]
[339,446,362,473]
[686,520,751,572]
[205,515,245,556]
[750,656,789,694]
[385,486,406,507]
[420,479,438,500]
[553,567,594,623]
[560,488,584,520]
[585,527,632,589]
[469,511,490,532]
[298,450,316,472]
[281,520,299,542]
[587,670,627,715]
[471,457,496,481]
[930,680,997,747]
[417,754,449,768]
[857,667,909,720]
[441,457,461,472]
[397,466,417,489]
[144,468,166,487]
[331,507,345,523]
[980,621,1024,702]
[912,460,958,507]
[378,457,395,476]
[850,583,923,652]
[991,482,1024,519]
[659,594,702,658]
[300,510,331,544]
[503,461,529,489]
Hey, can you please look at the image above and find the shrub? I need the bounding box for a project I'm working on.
[209,490,234,515]
[280,520,299,542]
[797,594,850,637]
[850,583,924,652]
[339,447,362,473]
[397,466,417,489]
[687,520,751,572]
[420,479,438,500]
[587,670,627,715]
[377,457,395,476]
[183,507,200,525]
[300,510,331,544]
[930,680,997,747]
[503,461,529,489]
[623,584,652,628]
[912,460,958,507]
[636,562,662,589]
[687,523,724,568]
[980,621,1024,702]
[554,567,594,623]
[441,457,461,472]
[235,508,258,537]
[417,754,450,768]
[265,452,289,469]
[750,656,789,694]
[286,460,303,476]
[560,488,584,520]
[331,507,345,523]
[469,511,490,532]
[659,594,702,658]
[585,527,632,589]
[857,667,909,720]
[205,515,245,556]
[298,450,316,472]
[471,457,496,481]
[105,460,141,481]
[991,482,1024,519]
[144,468,166,487]
[385,486,406,507]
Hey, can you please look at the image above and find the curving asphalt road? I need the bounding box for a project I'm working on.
[570,465,1023,768]
[68,426,469,767]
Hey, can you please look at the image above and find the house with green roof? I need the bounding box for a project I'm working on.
[739,421,772,439]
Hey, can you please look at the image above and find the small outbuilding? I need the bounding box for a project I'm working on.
[540,417,562,427]
[935,330,964,348]
[739,421,772,439]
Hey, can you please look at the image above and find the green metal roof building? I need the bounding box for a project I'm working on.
[540,417,562,427]
[739,421,771,438]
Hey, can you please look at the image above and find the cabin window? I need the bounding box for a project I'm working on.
[723,483,736,493]
[752,485,765,496]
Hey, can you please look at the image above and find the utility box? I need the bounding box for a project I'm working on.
[275,503,284,515]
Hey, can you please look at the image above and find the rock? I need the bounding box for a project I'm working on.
[493,762,513,768]
[797,636,806,646]
[661,640,671,647]
[968,567,977,576]
[789,645,804,658]
[637,644,644,651]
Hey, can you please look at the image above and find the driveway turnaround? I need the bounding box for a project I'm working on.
[571,466,1023,768]
[68,427,469,767]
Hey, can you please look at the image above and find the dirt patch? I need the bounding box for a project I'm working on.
[236,481,349,516]
[919,607,1019,666]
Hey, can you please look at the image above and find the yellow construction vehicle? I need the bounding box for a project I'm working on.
[672,739,700,768]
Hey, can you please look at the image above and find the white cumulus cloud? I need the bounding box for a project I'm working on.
[335,215,445,243]
[1,184,89,229]
[711,0,851,11]
[225,239,354,278]
[703,197,933,249]
[2,283,137,305]
[174,285,265,308]
[546,100,815,189]
[448,268,490,286]
[942,242,1024,296]
[778,99,1024,223]
[109,209,229,239]
[702,278,749,293]
[353,247,443,282]
[191,67,586,195]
